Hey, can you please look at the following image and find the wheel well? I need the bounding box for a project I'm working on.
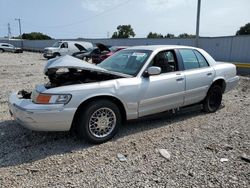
[54,52,60,56]
[212,79,226,93]
[70,96,127,131]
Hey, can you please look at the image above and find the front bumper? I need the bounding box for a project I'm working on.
[8,92,77,131]
[43,52,54,58]
[225,76,240,93]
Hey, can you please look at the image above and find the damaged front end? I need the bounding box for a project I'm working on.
[9,55,129,131]
[43,55,128,88]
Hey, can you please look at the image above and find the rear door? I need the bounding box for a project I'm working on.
[178,49,215,106]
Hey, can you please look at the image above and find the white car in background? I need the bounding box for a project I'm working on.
[9,45,239,144]
[43,41,93,59]
[0,43,23,53]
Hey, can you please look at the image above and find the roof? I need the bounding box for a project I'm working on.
[126,45,199,51]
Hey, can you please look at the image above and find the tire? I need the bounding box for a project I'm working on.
[203,85,222,113]
[0,49,4,53]
[53,53,60,58]
[76,99,121,144]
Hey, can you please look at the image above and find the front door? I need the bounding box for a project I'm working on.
[59,42,69,55]
[138,50,185,117]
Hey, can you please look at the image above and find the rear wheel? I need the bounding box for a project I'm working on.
[203,85,222,113]
[76,99,121,144]
[0,49,4,53]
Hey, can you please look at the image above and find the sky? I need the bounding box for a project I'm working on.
[0,0,249,39]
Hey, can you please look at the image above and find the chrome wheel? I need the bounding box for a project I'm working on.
[88,107,116,138]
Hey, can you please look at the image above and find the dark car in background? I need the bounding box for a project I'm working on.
[73,43,127,64]
[92,45,128,64]
[0,43,23,53]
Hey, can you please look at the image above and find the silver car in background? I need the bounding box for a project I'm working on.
[9,45,239,143]
[0,43,23,53]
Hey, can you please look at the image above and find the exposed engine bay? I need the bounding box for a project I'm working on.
[44,68,122,88]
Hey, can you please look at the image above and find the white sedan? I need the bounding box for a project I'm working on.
[9,45,239,143]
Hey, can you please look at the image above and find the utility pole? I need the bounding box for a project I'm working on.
[195,0,201,47]
[7,23,11,39]
[15,18,23,48]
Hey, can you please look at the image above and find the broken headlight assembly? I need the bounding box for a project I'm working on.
[33,93,72,104]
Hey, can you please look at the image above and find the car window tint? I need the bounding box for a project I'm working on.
[152,51,178,73]
[194,50,209,68]
[165,51,178,71]
[179,49,199,70]
[63,42,68,48]
[98,50,151,76]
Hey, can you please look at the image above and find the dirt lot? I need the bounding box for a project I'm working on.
[0,52,249,187]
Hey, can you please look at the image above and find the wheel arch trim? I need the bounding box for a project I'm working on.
[212,77,226,93]
[70,94,128,130]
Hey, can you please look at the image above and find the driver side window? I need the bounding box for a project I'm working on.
[61,42,68,48]
[152,51,178,73]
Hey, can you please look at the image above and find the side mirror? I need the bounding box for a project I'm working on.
[146,66,161,76]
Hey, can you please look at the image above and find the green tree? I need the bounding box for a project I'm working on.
[111,25,135,38]
[236,23,250,35]
[21,32,52,40]
[147,32,164,38]
[178,33,195,38]
[165,33,175,38]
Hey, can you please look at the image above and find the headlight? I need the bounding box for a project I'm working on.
[34,93,71,104]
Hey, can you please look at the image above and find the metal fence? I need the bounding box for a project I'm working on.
[1,35,250,63]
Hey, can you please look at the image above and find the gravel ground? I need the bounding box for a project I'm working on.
[0,52,249,188]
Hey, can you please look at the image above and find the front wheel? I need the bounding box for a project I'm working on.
[203,85,222,113]
[53,53,60,58]
[76,100,121,144]
[0,49,4,53]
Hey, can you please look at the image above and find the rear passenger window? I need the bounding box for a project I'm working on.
[194,50,209,68]
[179,49,199,70]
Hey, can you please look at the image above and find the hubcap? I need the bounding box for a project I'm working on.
[88,108,116,138]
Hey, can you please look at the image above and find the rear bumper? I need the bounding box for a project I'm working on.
[8,92,76,131]
[225,76,239,93]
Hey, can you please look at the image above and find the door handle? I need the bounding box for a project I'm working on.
[207,73,212,76]
[176,78,184,81]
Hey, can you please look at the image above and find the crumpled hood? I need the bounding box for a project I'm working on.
[43,55,131,78]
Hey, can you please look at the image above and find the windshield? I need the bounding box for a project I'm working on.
[52,42,62,48]
[97,50,152,76]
